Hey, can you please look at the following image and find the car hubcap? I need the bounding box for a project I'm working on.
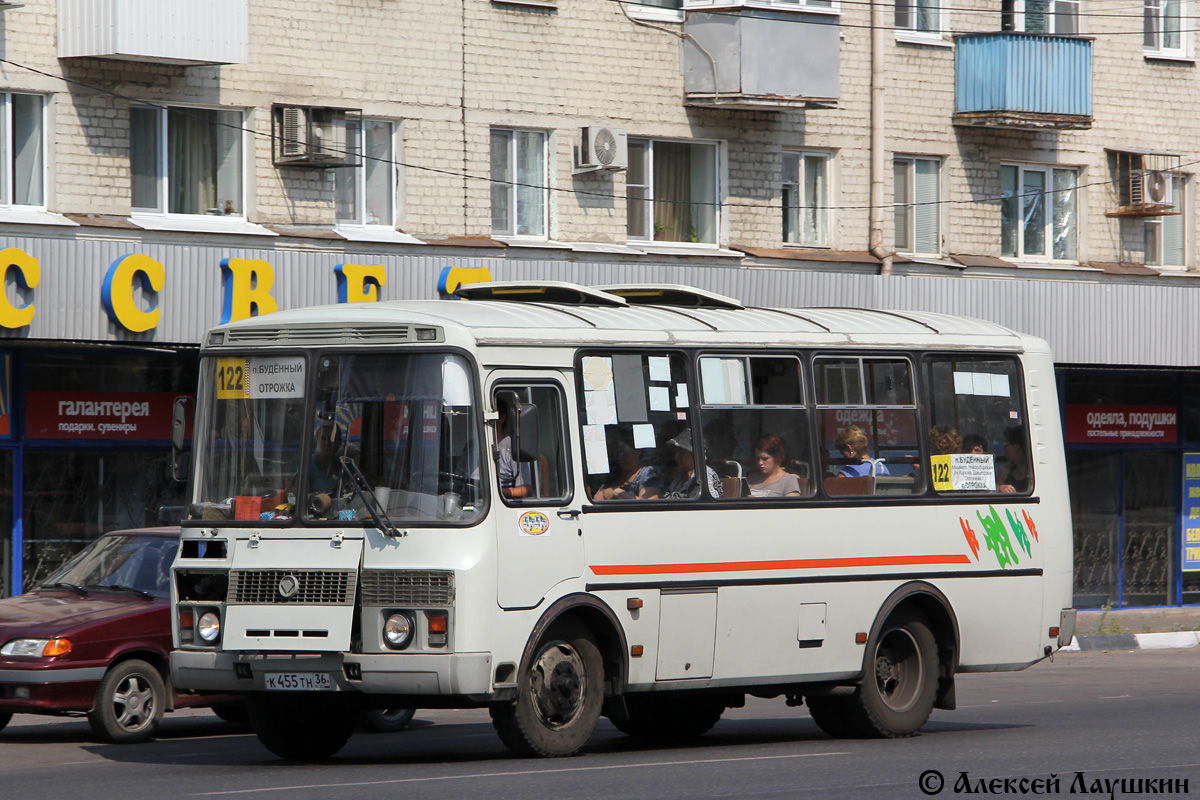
[114,675,155,731]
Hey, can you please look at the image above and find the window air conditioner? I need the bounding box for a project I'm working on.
[1142,169,1173,208]
[273,105,361,168]
[575,126,628,173]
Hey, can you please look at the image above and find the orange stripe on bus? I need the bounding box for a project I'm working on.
[589,554,973,576]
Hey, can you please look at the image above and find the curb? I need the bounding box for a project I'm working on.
[1061,631,1200,652]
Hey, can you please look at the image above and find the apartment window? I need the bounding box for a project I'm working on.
[1002,0,1079,34]
[336,119,394,227]
[893,157,940,255]
[1146,176,1186,267]
[2,93,45,208]
[782,152,830,247]
[683,0,834,7]
[1000,164,1078,260]
[637,0,682,7]
[895,0,942,33]
[490,129,547,238]
[1145,0,1187,56]
[131,106,243,216]
[627,139,719,245]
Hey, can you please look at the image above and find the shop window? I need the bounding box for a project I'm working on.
[698,355,813,499]
[815,356,922,496]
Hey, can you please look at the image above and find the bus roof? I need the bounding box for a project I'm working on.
[213,284,1040,353]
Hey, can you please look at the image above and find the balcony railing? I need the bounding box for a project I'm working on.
[682,8,839,109]
[954,33,1092,129]
[58,0,249,66]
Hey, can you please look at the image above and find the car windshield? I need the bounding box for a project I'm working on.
[38,534,177,598]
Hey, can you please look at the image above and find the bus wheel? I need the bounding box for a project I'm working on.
[491,621,604,757]
[612,694,724,739]
[246,694,358,760]
[852,609,939,737]
[805,695,858,738]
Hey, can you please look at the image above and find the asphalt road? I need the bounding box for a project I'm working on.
[2,648,1197,800]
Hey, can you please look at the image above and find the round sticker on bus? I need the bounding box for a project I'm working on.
[519,511,550,536]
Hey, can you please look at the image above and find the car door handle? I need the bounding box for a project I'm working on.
[557,509,581,520]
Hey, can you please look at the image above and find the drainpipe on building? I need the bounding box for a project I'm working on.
[869,0,894,276]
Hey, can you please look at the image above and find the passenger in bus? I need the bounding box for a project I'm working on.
[997,426,1031,493]
[496,400,531,499]
[929,426,962,456]
[962,433,988,454]
[310,420,344,493]
[593,433,662,500]
[835,425,890,477]
[663,429,723,499]
[748,434,803,497]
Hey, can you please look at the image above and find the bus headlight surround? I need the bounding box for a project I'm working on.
[197,611,222,643]
[383,612,414,649]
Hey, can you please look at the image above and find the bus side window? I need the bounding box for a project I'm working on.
[494,385,571,504]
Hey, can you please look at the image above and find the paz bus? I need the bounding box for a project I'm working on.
[169,281,1075,760]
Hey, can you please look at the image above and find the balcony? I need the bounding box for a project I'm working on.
[682,8,839,110]
[954,33,1092,130]
[58,0,249,66]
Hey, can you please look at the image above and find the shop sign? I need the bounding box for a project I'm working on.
[25,391,191,440]
[1063,404,1178,444]
[1183,453,1200,572]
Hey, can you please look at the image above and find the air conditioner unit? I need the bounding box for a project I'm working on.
[575,126,628,173]
[1142,169,1173,208]
[273,106,361,168]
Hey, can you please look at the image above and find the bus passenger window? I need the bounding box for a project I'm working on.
[494,385,571,505]
[816,356,922,497]
[698,354,813,500]
[923,356,1030,495]
[577,352,704,501]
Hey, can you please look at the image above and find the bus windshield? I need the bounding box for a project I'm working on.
[188,351,485,525]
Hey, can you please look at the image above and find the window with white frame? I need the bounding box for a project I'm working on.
[627,138,719,245]
[336,119,394,227]
[130,106,243,216]
[782,151,831,247]
[1000,164,1078,260]
[683,1,835,8]
[1144,0,1188,57]
[1145,175,1187,267]
[893,156,940,255]
[1001,0,1079,34]
[490,128,547,238]
[1,93,46,208]
[895,0,942,34]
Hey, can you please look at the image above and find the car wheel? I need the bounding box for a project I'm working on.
[847,608,939,738]
[87,659,166,744]
[360,708,415,733]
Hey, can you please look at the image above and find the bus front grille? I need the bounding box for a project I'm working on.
[228,569,356,605]
[361,570,455,606]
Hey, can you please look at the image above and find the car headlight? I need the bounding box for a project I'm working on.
[197,611,222,643]
[383,613,413,649]
[1,638,72,657]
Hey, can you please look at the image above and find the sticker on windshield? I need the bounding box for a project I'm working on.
[217,356,306,400]
[519,511,550,537]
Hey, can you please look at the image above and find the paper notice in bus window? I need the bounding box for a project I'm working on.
[649,386,671,411]
[586,388,618,425]
[952,371,973,396]
[648,356,671,382]
[582,356,614,392]
[613,355,649,423]
[931,453,996,492]
[583,425,609,474]
[676,383,689,408]
[217,356,305,400]
[633,423,656,449]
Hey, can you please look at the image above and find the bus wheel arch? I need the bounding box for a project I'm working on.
[867,582,960,713]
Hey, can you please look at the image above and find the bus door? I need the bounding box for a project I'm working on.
[488,374,583,609]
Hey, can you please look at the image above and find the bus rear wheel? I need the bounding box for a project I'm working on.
[612,693,725,740]
[804,695,859,738]
[849,609,939,738]
[491,621,604,758]
[246,693,358,760]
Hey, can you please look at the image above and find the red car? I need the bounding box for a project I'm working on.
[0,528,245,743]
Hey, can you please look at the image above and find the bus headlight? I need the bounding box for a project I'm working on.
[197,611,222,643]
[383,613,414,649]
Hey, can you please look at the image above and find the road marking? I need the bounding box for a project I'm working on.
[194,751,849,796]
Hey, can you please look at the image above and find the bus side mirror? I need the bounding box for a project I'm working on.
[170,396,193,483]
[515,403,539,463]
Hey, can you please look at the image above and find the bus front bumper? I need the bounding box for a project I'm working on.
[171,650,494,698]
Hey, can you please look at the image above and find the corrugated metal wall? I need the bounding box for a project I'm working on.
[0,235,1187,367]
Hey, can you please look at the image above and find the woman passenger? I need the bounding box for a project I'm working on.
[748,434,802,497]
[835,425,890,477]
[593,435,662,500]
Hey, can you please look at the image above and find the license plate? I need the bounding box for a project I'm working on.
[263,672,334,691]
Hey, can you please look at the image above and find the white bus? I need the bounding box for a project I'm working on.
[169,281,1075,760]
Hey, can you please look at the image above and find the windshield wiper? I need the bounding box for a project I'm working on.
[87,584,154,600]
[45,582,88,596]
[339,456,405,538]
